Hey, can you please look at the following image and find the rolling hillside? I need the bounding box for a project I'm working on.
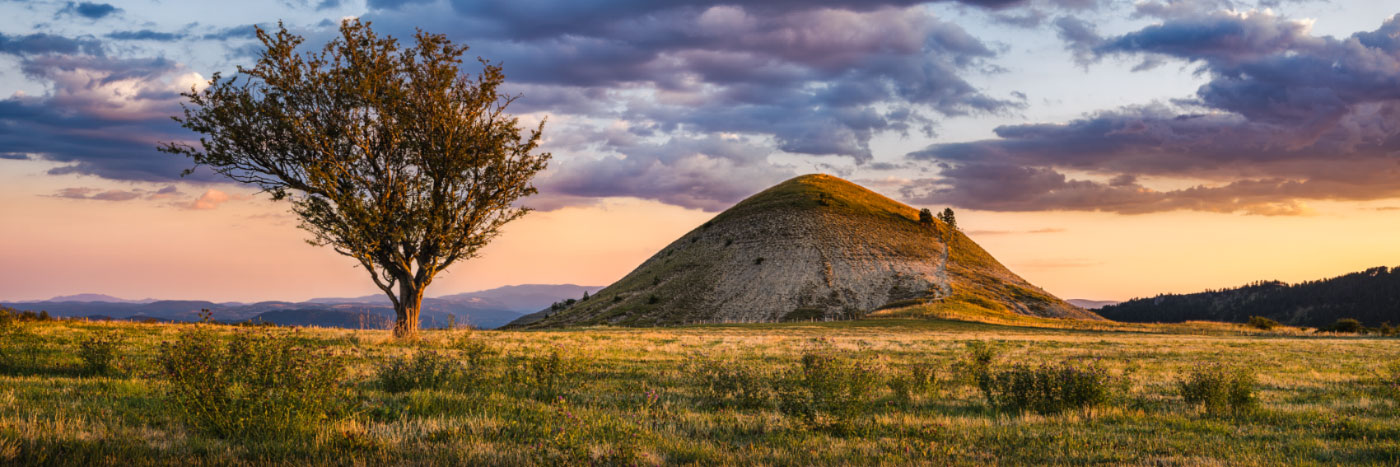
[512,174,1096,328]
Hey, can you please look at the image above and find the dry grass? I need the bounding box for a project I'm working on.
[1,317,1397,465]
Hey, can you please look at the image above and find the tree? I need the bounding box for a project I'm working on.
[160,21,550,338]
[918,208,934,224]
[937,208,957,230]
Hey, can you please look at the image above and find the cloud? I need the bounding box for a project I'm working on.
[0,41,213,182]
[187,189,239,210]
[966,227,1067,235]
[0,32,104,56]
[538,134,795,211]
[106,30,185,42]
[0,153,30,160]
[59,2,119,20]
[358,1,1026,209]
[906,11,1400,215]
[50,185,183,202]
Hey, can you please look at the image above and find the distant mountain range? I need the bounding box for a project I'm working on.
[4,284,602,330]
[1097,266,1400,327]
[1067,299,1120,310]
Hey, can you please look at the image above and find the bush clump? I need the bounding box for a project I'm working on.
[1178,365,1258,415]
[1247,316,1280,330]
[509,346,586,400]
[776,348,884,431]
[887,362,943,405]
[978,361,1114,415]
[1325,318,1364,334]
[77,332,120,376]
[377,349,463,393]
[693,357,773,409]
[155,327,351,440]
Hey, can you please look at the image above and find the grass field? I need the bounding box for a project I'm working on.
[2,316,1398,465]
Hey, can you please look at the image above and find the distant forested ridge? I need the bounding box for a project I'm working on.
[1098,266,1400,327]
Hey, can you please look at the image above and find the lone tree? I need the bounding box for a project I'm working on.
[160,21,550,338]
[937,208,958,230]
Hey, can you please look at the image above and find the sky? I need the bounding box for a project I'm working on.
[3,0,1400,303]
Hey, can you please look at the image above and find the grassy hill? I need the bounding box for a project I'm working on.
[515,174,1096,328]
[2,316,1397,464]
[1099,266,1400,327]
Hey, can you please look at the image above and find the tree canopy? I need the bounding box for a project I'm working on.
[161,20,550,337]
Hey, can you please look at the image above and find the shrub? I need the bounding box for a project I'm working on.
[449,331,497,368]
[693,357,773,409]
[1247,316,1280,330]
[77,332,120,376]
[155,327,351,440]
[377,349,463,393]
[888,362,943,405]
[953,341,997,387]
[1178,365,1257,415]
[1326,318,1364,334]
[1378,362,1400,400]
[0,326,41,374]
[978,361,1114,415]
[776,348,884,431]
[510,346,586,399]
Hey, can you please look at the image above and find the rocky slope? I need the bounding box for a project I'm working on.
[510,174,1098,328]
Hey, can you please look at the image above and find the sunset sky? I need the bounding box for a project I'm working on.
[3,0,1400,303]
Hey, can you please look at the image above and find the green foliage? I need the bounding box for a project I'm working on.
[954,341,998,386]
[155,327,351,440]
[1326,318,1364,333]
[692,357,773,409]
[937,207,957,229]
[977,361,1114,415]
[509,346,586,400]
[887,362,943,405]
[377,349,462,393]
[534,397,648,466]
[160,20,551,339]
[1178,365,1258,415]
[0,325,41,374]
[918,208,934,224]
[76,332,120,376]
[1248,316,1280,330]
[776,347,884,432]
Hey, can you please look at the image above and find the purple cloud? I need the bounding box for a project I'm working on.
[907,11,1400,215]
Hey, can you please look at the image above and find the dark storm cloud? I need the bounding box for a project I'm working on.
[907,11,1400,215]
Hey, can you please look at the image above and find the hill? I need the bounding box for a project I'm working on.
[511,174,1096,328]
[1097,266,1400,327]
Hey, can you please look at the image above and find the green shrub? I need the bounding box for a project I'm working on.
[1178,365,1257,415]
[887,362,943,405]
[978,361,1114,415]
[776,348,884,431]
[509,346,586,399]
[449,331,498,367]
[0,326,41,374]
[76,332,120,376]
[953,341,997,386]
[693,357,773,409]
[1326,318,1364,334]
[1247,316,1280,330]
[155,327,351,440]
[377,349,463,393]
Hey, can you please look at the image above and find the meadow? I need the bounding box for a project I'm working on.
[1,314,1398,465]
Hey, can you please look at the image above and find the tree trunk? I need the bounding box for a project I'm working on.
[392,281,425,339]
